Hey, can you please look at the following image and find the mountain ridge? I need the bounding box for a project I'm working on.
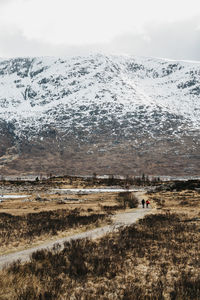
[0,54,200,176]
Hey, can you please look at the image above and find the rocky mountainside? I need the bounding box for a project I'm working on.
[0,54,200,176]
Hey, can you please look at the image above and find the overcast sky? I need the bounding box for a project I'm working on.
[0,0,200,60]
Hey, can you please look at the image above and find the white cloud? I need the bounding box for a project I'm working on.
[0,0,200,59]
[1,0,200,45]
[108,17,200,60]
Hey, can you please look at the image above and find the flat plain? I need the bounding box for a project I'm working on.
[0,177,199,299]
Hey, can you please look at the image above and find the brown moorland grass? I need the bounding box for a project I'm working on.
[0,192,122,215]
[0,189,199,299]
[0,190,137,254]
[0,209,110,255]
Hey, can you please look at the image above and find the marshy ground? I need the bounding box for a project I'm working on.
[0,177,199,299]
[0,176,140,255]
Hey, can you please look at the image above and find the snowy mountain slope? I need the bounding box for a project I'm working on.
[0,54,200,176]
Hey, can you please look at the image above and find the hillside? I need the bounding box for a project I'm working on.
[0,54,200,176]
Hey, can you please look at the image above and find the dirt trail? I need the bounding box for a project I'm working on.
[0,191,153,269]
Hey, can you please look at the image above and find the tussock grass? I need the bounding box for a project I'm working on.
[0,189,138,254]
[0,209,199,299]
[0,188,199,299]
[0,209,109,254]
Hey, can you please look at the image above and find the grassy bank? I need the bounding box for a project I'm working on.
[0,191,138,254]
[0,208,199,299]
[0,185,199,299]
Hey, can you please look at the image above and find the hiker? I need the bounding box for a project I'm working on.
[141,199,145,208]
[146,200,150,208]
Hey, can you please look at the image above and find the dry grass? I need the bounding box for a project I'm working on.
[0,192,122,215]
[0,211,199,299]
[0,208,111,256]
[148,189,200,218]
[0,188,199,299]
[0,177,136,255]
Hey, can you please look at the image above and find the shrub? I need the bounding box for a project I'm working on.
[117,192,139,208]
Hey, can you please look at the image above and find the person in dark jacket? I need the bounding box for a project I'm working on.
[141,199,145,208]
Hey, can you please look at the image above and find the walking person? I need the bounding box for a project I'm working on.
[146,200,150,208]
[141,199,145,208]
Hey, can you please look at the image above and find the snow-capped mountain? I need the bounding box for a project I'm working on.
[0,54,200,176]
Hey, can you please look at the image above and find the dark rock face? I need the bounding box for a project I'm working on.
[0,54,200,176]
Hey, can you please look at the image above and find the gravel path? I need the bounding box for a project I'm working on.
[0,192,152,269]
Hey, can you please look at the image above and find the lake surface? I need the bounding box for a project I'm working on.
[0,195,30,199]
[53,188,143,194]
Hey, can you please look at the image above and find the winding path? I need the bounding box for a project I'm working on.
[0,193,152,269]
